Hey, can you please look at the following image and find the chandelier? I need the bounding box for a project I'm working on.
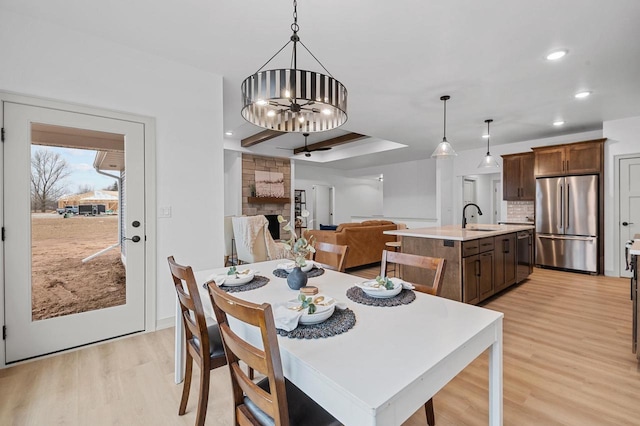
[241,0,348,133]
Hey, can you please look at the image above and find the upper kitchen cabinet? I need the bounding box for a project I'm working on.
[532,139,606,177]
[502,152,535,200]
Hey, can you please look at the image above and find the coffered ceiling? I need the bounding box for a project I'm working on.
[4,0,640,169]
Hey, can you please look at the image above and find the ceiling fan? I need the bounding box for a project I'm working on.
[300,132,332,157]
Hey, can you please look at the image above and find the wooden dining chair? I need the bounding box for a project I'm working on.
[167,256,228,426]
[380,249,447,426]
[208,282,341,426]
[312,241,349,272]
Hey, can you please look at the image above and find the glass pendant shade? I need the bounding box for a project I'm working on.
[478,119,499,168]
[432,138,457,157]
[478,153,500,168]
[431,95,457,157]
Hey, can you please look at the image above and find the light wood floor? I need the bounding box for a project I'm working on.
[1,267,639,425]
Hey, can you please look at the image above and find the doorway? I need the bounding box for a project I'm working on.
[618,155,640,278]
[312,185,334,230]
[463,178,478,224]
[2,97,154,364]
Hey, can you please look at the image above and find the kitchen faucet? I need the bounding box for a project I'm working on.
[462,203,483,228]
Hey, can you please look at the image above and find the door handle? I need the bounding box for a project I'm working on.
[123,235,141,243]
[566,184,570,230]
[622,222,634,227]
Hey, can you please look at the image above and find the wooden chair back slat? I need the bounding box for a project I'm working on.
[313,241,349,272]
[168,257,210,360]
[380,250,446,296]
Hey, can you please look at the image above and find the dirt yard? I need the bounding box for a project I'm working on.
[31,213,125,320]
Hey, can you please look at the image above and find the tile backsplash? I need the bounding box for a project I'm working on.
[506,201,535,223]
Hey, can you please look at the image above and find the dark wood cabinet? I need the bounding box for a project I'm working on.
[478,251,494,300]
[533,139,605,177]
[462,237,494,303]
[494,233,517,292]
[502,152,535,200]
[462,255,480,304]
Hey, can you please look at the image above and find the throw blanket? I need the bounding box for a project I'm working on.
[234,215,288,260]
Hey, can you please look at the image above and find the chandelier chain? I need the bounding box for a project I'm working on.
[292,0,299,32]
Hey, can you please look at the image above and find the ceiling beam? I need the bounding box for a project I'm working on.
[241,129,284,147]
[293,132,368,155]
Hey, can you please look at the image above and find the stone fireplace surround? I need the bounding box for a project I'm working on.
[242,153,291,240]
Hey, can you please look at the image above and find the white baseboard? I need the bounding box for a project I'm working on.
[156,316,175,330]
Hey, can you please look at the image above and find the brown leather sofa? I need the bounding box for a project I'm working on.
[305,220,402,269]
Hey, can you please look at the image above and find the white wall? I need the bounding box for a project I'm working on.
[294,163,382,225]
[0,10,225,324]
[603,116,640,276]
[224,150,243,216]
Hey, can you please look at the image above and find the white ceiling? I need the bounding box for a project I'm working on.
[5,0,640,169]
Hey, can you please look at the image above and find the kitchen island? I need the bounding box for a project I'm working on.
[385,224,535,304]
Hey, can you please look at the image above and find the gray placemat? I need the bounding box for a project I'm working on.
[346,286,416,306]
[272,267,325,279]
[203,275,269,293]
[277,308,356,339]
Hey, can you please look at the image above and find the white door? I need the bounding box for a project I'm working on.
[313,185,333,229]
[463,179,478,224]
[620,156,640,278]
[3,102,146,363]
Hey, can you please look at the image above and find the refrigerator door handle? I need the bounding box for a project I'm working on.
[558,182,564,231]
[566,184,570,230]
[538,235,596,242]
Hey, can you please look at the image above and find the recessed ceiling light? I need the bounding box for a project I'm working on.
[225,131,233,136]
[575,91,592,99]
[546,50,568,61]
[553,120,565,126]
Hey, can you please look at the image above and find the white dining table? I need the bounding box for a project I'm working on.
[174,259,503,426]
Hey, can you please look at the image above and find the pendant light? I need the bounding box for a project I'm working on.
[431,95,457,157]
[241,0,347,133]
[478,119,500,168]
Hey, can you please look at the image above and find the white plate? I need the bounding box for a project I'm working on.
[288,295,335,325]
[360,280,402,298]
[220,269,256,286]
[280,261,315,273]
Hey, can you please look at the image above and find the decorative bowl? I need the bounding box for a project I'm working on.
[220,269,256,286]
[360,280,402,298]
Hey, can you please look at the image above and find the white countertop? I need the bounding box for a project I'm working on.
[385,224,535,241]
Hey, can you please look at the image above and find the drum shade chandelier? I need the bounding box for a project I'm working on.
[241,0,348,133]
[478,119,500,168]
[431,95,458,157]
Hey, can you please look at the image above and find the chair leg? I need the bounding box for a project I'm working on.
[179,352,193,415]
[424,398,435,426]
[195,365,211,426]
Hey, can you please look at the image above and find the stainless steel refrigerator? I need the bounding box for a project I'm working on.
[535,174,598,273]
